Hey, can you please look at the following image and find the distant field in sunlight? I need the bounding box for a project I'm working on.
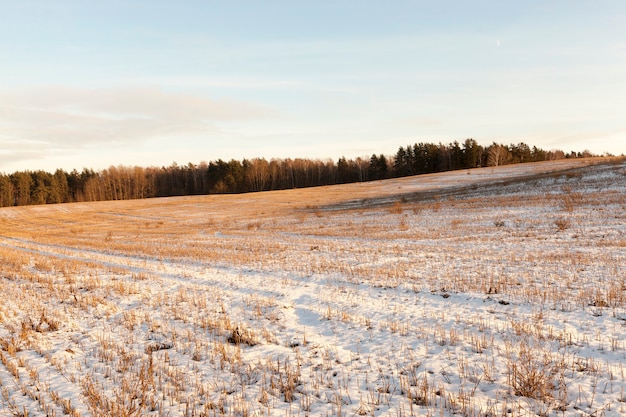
[1,157,625,416]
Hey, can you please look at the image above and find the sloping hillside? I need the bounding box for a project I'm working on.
[0,157,625,417]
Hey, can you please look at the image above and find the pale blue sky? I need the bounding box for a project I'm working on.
[1,1,625,172]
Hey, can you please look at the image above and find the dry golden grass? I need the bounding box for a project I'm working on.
[0,157,625,416]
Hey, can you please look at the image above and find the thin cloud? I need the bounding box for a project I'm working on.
[130,76,305,90]
[0,86,275,151]
[0,138,48,173]
[544,127,626,152]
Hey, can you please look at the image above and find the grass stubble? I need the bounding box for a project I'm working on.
[0,157,625,416]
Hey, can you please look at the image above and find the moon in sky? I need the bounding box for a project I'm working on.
[496,40,501,47]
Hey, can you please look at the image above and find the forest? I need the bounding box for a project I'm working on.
[0,139,595,207]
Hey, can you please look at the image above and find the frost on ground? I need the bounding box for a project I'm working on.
[0,158,625,417]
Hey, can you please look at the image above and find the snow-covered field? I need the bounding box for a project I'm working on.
[0,158,625,417]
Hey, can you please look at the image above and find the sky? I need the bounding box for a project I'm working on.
[1,1,625,173]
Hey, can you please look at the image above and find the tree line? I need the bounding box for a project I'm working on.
[0,140,596,207]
